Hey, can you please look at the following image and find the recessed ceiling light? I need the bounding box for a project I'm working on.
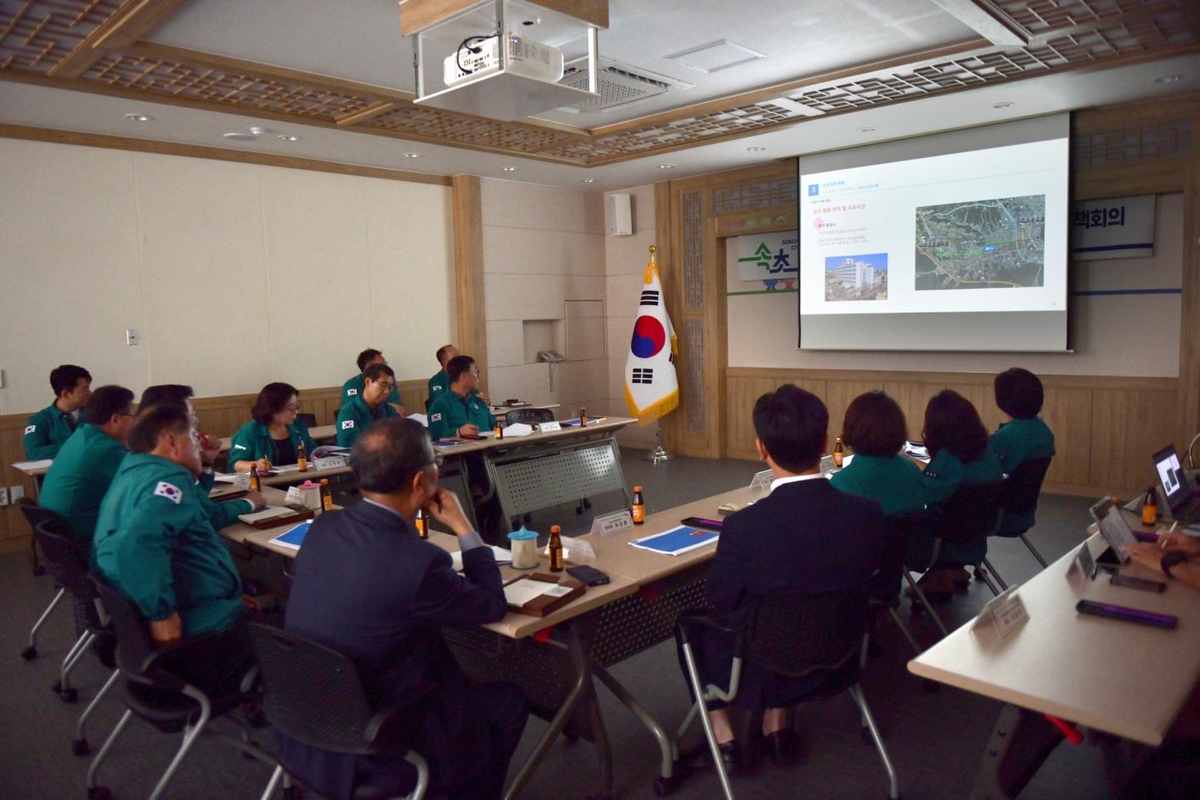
[277,134,300,142]
[582,178,595,183]
[502,166,517,172]
[123,113,152,122]
[223,132,257,141]
[402,152,420,158]
[991,101,1014,109]
[746,146,766,152]
[1154,74,1183,84]
[659,164,676,169]
[857,126,876,133]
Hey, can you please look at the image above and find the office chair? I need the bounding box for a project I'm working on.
[672,587,899,800]
[296,412,318,429]
[909,481,1006,610]
[17,499,69,661]
[993,456,1053,575]
[86,577,274,800]
[16,496,46,576]
[249,624,429,800]
[872,511,947,652]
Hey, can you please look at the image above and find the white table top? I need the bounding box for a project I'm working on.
[908,527,1200,745]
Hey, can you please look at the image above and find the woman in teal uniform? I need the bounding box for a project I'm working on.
[914,389,1004,595]
[227,382,317,473]
[990,367,1056,533]
[830,390,925,517]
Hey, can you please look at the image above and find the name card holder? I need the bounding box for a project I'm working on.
[972,585,1029,641]
[312,456,348,471]
[591,510,634,537]
[749,469,774,493]
[538,421,562,433]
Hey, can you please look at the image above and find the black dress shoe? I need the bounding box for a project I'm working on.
[761,729,798,765]
[716,740,742,774]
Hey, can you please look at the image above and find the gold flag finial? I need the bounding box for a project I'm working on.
[649,244,657,255]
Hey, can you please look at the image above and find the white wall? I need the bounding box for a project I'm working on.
[0,139,454,415]
[604,185,660,449]
[480,179,609,416]
[726,193,1184,376]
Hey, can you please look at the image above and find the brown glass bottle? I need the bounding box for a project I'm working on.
[631,485,645,524]
[833,437,845,468]
[1142,485,1158,525]
[548,525,564,572]
[297,440,307,472]
[320,478,334,512]
[249,465,260,492]
[416,508,429,539]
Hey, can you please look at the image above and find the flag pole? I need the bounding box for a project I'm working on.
[647,421,670,464]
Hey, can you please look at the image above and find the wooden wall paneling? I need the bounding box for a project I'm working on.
[1041,385,1093,488]
[1089,387,1179,494]
[1178,159,1200,450]
[704,223,727,458]
[653,180,679,452]
[1,417,32,549]
[451,174,488,396]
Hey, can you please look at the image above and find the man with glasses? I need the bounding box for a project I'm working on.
[427,355,495,441]
[343,348,406,417]
[283,418,528,800]
[92,403,260,697]
[40,385,137,544]
[336,363,402,447]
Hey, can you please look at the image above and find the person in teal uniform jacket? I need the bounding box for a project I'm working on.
[342,348,405,416]
[39,385,137,543]
[92,402,260,697]
[427,355,495,440]
[990,367,1056,533]
[913,389,1004,596]
[830,390,926,517]
[138,384,263,529]
[427,344,458,401]
[23,364,92,460]
[227,382,317,473]
[337,363,401,447]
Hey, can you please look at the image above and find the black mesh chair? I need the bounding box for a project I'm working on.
[673,587,899,800]
[297,413,318,429]
[916,481,1006,599]
[16,495,46,576]
[995,456,1053,571]
[17,499,69,660]
[504,407,555,426]
[873,512,948,650]
[86,577,273,800]
[249,624,430,800]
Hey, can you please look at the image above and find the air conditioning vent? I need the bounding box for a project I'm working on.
[558,57,692,112]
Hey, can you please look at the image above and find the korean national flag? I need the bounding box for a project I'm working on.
[624,248,679,423]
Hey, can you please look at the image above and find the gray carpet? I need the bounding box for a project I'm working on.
[0,454,1130,799]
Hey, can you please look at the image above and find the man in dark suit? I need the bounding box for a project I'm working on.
[282,418,529,800]
[686,384,884,769]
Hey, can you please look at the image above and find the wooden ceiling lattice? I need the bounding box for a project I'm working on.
[0,1,1196,167]
[0,0,122,72]
[82,53,381,121]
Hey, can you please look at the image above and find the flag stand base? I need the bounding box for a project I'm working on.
[646,425,670,464]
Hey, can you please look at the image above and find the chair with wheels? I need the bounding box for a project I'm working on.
[17,499,69,660]
[86,577,274,800]
[672,586,900,800]
[909,481,1006,609]
[249,623,429,800]
[995,456,1053,573]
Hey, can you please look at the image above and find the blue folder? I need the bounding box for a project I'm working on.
[270,521,312,550]
[629,525,719,556]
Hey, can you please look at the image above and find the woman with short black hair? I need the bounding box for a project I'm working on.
[228,382,317,473]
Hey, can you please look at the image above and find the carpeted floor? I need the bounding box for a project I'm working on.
[0,454,1136,799]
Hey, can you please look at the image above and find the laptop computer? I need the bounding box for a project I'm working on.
[1151,445,1200,524]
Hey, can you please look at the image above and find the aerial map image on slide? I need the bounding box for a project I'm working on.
[914,194,1045,291]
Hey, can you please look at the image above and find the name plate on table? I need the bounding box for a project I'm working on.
[749,469,774,493]
[537,421,562,433]
[591,510,634,537]
[972,585,1029,641]
[312,456,348,470]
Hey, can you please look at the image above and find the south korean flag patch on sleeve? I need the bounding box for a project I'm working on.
[153,481,183,504]
[346,388,358,396]
[24,425,36,434]
[430,413,442,423]
[341,420,355,430]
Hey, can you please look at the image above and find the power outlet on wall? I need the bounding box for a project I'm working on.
[10,485,23,503]
[0,487,8,506]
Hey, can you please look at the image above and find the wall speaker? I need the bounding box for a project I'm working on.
[607,192,633,236]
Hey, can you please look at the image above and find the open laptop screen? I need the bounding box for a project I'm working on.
[1152,445,1189,512]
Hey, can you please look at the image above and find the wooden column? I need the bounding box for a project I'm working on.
[451,174,488,392]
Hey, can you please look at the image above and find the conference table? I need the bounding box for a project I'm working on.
[217,473,756,799]
[909,515,1200,799]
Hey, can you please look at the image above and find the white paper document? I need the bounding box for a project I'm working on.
[451,545,512,572]
[237,507,295,524]
[501,423,534,437]
[504,580,558,606]
[408,413,428,427]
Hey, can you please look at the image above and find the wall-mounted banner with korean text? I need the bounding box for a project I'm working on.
[736,231,798,289]
[1070,195,1155,261]
[624,246,678,424]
